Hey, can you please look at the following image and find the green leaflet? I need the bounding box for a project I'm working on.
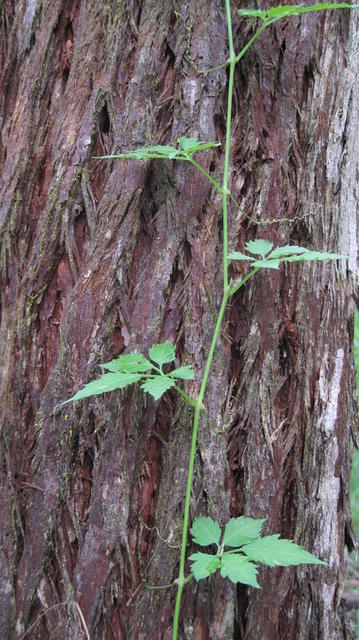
[263,3,359,19]
[188,552,221,580]
[149,341,176,366]
[94,145,179,161]
[100,352,152,373]
[227,251,255,261]
[245,239,273,256]
[62,372,142,404]
[178,137,199,151]
[283,251,347,262]
[220,554,259,588]
[222,517,265,548]
[133,145,178,159]
[177,136,221,154]
[242,534,327,567]
[134,145,179,158]
[252,258,280,269]
[168,365,195,380]
[268,245,310,259]
[190,517,221,547]
[140,376,176,400]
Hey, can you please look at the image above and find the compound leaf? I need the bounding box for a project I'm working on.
[63,372,142,404]
[220,554,259,588]
[140,375,175,400]
[223,517,265,548]
[242,534,326,567]
[238,3,358,23]
[168,365,195,380]
[233,243,347,268]
[190,517,221,547]
[189,552,221,581]
[149,341,176,366]
[245,239,273,256]
[100,352,152,373]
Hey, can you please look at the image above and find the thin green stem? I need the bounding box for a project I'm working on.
[173,3,238,637]
[234,20,272,65]
[145,572,193,591]
[188,158,250,221]
[186,17,280,76]
[172,583,183,636]
[195,58,231,74]
[197,294,230,406]
[172,293,229,640]
[229,267,259,297]
[144,581,176,591]
[100,152,252,223]
[187,157,223,195]
[173,384,197,408]
[183,573,194,585]
[225,0,235,54]
[173,384,215,429]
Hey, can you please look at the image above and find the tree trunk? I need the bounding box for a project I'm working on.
[1,1,359,638]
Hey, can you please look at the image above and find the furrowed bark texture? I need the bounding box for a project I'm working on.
[0,1,358,638]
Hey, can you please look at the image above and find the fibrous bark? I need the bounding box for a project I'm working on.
[0,1,358,639]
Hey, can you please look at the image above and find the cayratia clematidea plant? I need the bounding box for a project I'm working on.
[62,3,359,638]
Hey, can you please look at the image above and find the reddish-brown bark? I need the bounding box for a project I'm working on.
[1,1,359,638]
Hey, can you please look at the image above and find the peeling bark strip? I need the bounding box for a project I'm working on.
[0,1,358,638]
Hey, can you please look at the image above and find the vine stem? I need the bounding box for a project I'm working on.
[171,272,259,640]
[172,292,229,639]
[172,4,274,638]
[173,2,235,637]
[229,267,259,297]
